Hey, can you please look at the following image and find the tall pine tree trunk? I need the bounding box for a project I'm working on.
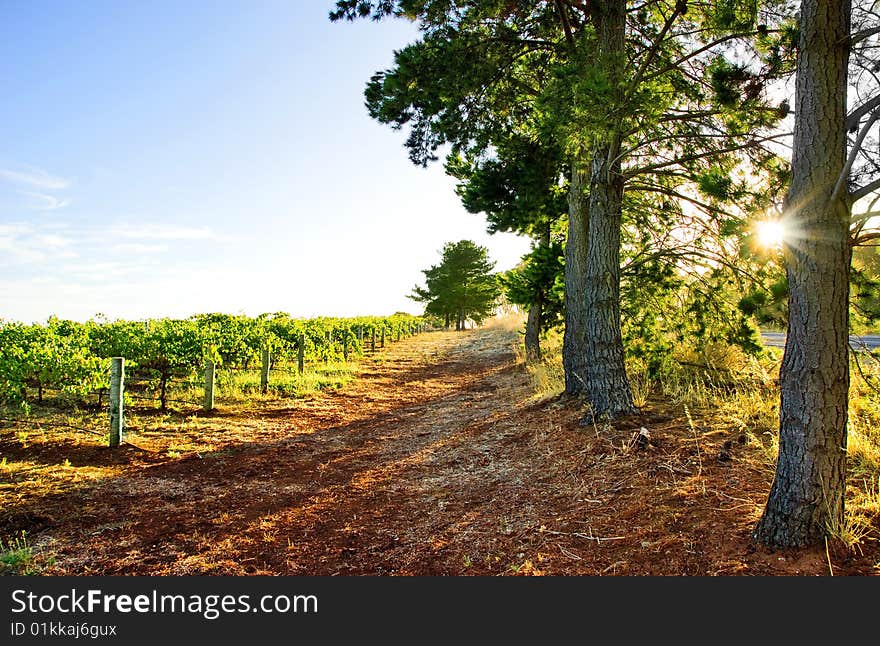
[562,0,635,419]
[524,292,543,358]
[524,223,551,359]
[581,143,635,418]
[753,0,851,548]
[563,164,590,391]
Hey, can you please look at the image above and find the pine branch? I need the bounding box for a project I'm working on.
[833,107,880,203]
[627,182,739,219]
[851,176,880,203]
[848,25,880,47]
[554,0,575,48]
[625,132,792,178]
[853,230,880,245]
[846,93,880,132]
[641,31,757,86]
[623,2,684,100]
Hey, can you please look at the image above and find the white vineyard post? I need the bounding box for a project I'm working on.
[203,360,215,411]
[109,357,124,447]
[260,348,271,394]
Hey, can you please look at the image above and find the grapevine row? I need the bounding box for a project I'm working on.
[0,312,425,408]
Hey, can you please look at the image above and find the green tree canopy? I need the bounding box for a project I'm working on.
[332,0,796,418]
[410,240,501,330]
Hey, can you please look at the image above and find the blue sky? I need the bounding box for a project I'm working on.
[0,1,531,323]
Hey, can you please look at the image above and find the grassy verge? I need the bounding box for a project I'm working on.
[0,530,53,575]
[516,329,880,553]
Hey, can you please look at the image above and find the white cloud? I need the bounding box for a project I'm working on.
[111,243,169,254]
[36,234,72,249]
[0,166,71,190]
[0,224,41,261]
[56,261,135,284]
[111,224,217,241]
[0,223,33,237]
[0,223,79,263]
[21,191,71,211]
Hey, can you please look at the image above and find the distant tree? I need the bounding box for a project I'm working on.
[410,240,501,330]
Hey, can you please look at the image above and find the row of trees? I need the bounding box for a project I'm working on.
[332,1,880,548]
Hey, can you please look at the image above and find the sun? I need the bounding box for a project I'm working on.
[755,219,786,248]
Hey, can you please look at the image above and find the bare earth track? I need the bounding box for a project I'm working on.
[2,324,878,575]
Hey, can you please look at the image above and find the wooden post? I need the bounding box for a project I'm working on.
[381,327,385,348]
[203,360,215,411]
[396,328,401,342]
[358,326,364,344]
[260,348,271,394]
[109,357,124,447]
[371,328,376,353]
[298,334,305,374]
[343,329,349,362]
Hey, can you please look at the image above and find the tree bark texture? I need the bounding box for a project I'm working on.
[563,164,591,391]
[562,0,635,418]
[524,292,544,359]
[753,0,852,548]
[581,143,636,418]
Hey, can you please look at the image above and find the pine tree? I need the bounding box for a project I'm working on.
[753,0,880,548]
[332,1,793,418]
[410,240,501,330]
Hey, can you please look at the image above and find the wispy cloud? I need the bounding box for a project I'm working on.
[0,223,33,237]
[0,224,46,262]
[21,191,71,211]
[36,234,72,249]
[111,224,217,241]
[0,223,78,263]
[0,166,71,190]
[63,260,130,276]
[1,165,72,213]
[111,243,169,254]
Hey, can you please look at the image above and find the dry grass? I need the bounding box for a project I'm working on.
[513,328,880,553]
[514,329,565,402]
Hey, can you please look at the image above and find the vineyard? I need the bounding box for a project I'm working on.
[0,312,424,447]
[1,321,877,576]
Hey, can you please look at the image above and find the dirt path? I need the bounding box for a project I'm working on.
[33,325,537,575]
[9,324,880,575]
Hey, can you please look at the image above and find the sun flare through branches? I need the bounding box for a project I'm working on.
[755,219,787,249]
